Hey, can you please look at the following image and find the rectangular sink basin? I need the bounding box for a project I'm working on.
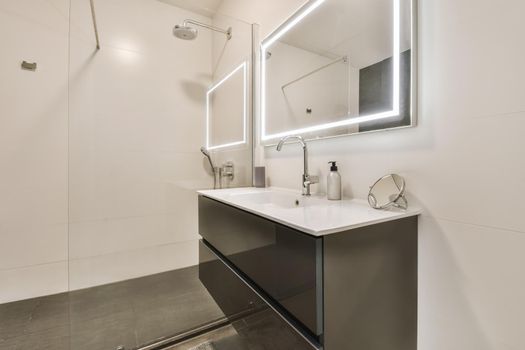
[229,190,314,208]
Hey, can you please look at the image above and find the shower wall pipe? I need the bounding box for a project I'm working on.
[89,0,100,49]
[281,55,348,91]
[183,19,232,39]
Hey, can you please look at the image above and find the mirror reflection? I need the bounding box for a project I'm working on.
[261,0,415,143]
[207,61,248,150]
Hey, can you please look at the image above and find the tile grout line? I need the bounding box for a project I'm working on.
[0,260,68,273]
[420,213,525,235]
[66,0,72,297]
[0,238,199,273]
[67,238,199,262]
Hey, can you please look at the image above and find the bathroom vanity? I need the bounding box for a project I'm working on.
[198,188,420,350]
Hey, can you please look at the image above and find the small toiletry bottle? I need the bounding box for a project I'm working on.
[327,161,342,200]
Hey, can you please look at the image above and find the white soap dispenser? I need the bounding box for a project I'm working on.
[327,161,342,200]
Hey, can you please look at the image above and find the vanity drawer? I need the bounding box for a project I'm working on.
[199,240,319,350]
[198,195,323,338]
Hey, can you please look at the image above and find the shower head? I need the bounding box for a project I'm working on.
[173,25,198,40]
[173,19,232,41]
[200,146,217,189]
[200,146,215,171]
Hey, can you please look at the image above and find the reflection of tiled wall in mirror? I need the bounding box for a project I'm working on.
[208,62,246,148]
[359,50,411,132]
[265,42,350,136]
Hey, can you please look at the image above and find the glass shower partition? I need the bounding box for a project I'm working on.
[67,0,255,348]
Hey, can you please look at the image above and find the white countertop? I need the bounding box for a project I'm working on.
[197,187,421,236]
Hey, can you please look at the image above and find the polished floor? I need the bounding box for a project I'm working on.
[0,266,225,350]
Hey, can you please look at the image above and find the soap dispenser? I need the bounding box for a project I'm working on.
[327,161,342,200]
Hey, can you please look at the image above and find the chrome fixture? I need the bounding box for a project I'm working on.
[368,174,408,210]
[221,162,234,181]
[276,135,318,196]
[173,19,232,41]
[200,146,218,189]
[89,0,100,49]
[219,161,235,188]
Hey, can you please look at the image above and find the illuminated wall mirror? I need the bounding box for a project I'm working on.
[207,61,248,150]
[260,0,417,143]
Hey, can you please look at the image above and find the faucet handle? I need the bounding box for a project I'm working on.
[221,161,234,179]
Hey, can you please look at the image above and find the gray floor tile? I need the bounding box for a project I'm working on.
[0,298,40,341]
[26,294,70,334]
[0,265,225,350]
[0,325,70,350]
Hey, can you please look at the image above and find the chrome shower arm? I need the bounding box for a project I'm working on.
[89,0,100,50]
[183,19,232,39]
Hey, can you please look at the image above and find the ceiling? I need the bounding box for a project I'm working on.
[157,0,223,17]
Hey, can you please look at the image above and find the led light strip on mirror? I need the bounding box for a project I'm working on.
[206,61,248,150]
[260,0,402,141]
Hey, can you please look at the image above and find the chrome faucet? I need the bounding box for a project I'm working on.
[276,135,319,196]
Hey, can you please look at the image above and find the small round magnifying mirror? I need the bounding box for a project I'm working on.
[368,174,408,210]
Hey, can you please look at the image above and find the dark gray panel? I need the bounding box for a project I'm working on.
[199,196,323,337]
[199,240,264,318]
[359,49,412,132]
[323,216,418,350]
[198,240,318,350]
[0,293,70,350]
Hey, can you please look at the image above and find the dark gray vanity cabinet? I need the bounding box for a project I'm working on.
[199,195,323,339]
[198,195,417,350]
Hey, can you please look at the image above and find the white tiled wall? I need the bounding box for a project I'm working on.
[69,239,198,290]
[0,0,215,303]
[0,0,69,303]
[67,0,213,291]
[218,0,525,349]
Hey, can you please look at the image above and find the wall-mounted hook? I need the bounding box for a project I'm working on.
[21,61,37,71]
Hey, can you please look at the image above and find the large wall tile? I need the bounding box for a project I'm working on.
[0,262,68,304]
[419,217,525,350]
[1,0,214,303]
[68,240,198,290]
[0,223,67,271]
[0,0,69,303]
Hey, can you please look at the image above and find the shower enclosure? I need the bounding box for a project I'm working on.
[68,1,256,348]
[0,0,255,349]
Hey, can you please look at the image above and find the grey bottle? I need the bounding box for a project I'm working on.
[327,161,341,200]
